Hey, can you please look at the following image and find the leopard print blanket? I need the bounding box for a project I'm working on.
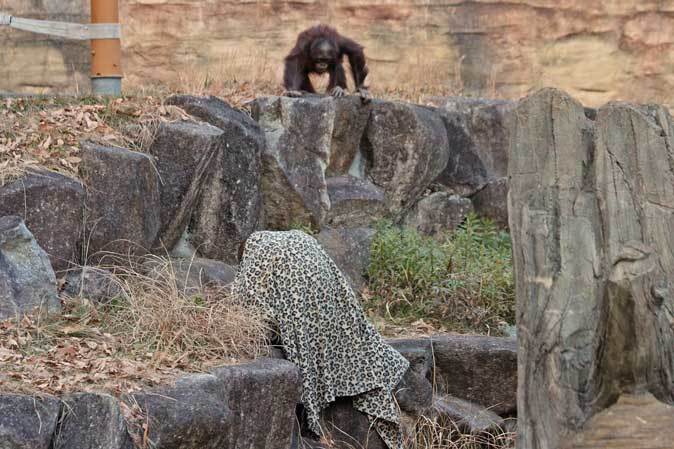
[232,230,409,449]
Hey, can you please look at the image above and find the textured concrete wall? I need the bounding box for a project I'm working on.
[1,1,673,107]
[0,0,91,94]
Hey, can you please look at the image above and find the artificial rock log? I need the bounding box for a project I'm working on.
[508,88,602,449]
[508,88,674,449]
[594,103,674,405]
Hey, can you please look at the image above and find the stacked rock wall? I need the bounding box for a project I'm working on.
[0,336,516,448]
[3,86,672,447]
[0,93,511,279]
[0,91,519,447]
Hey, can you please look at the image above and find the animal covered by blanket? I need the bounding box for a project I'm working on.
[232,230,409,449]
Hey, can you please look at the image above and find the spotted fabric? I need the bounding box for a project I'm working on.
[232,230,409,449]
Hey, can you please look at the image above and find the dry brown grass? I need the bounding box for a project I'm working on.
[104,253,270,362]
[169,49,280,96]
[145,49,466,105]
[405,414,516,449]
[0,254,270,396]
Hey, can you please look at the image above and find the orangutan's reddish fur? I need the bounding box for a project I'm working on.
[283,25,368,93]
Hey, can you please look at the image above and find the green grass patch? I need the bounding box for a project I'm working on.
[365,213,515,335]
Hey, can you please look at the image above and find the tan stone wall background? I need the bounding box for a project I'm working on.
[1,0,673,107]
[0,0,91,94]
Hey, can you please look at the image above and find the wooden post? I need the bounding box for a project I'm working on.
[508,88,674,449]
[90,0,122,95]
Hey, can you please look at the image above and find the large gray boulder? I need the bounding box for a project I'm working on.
[54,393,134,449]
[148,121,223,251]
[252,96,334,229]
[211,358,301,449]
[126,373,233,449]
[0,393,61,449]
[0,216,59,319]
[429,96,515,195]
[316,227,375,290]
[166,95,265,151]
[327,96,371,176]
[62,266,122,303]
[387,338,434,414]
[143,256,237,295]
[433,394,505,435]
[404,192,473,236]
[79,142,161,262]
[326,176,386,227]
[127,359,300,449]
[172,257,237,290]
[432,335,517,416]
[166,95,264,263]
[306,397,386,449]
[471,177,508,228]
[0,170,84,271]
[365,101,449,216]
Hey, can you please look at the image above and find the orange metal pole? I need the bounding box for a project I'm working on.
[90,0,122,94]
